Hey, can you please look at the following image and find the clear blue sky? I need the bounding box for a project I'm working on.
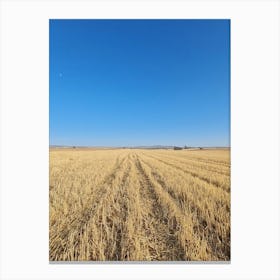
[50,19,230,147]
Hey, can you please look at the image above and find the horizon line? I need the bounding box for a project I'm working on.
[49,144,231,148]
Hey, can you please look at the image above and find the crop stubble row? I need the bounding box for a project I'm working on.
[49,149,230,261]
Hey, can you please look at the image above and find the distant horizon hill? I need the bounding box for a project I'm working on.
[49,145,230,149]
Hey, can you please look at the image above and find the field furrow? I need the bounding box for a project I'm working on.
[141,152,230,176]
[134,156,187,260]
[136,156,214,260]
[49,153,129,261]
[50,148,230,261]
[141,152,230,193]
[138,156,230,260]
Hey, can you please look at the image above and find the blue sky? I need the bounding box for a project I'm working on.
[50,19,230,147]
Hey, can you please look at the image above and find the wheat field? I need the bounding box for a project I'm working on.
[49,148,230,261]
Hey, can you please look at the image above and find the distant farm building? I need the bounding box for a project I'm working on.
[174,146,183,150]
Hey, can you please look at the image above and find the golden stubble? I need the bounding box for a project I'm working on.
[49,148,230,261]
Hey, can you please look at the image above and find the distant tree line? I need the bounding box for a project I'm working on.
[173,146,203,150]
[174,146,183,150]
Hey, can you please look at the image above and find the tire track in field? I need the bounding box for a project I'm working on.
[144,153,230,177]
[178,154,230,167]
[146,151,230,168]
[141,153,230,193]
[147,160,229,260]
[134,156,186,260]
[110,159,131,260]
[85,156,132,261]
[49,153,129,261]
[140,156,227,202]
[138,154,230,260]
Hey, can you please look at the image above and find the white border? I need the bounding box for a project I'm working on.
[0,0,279,279]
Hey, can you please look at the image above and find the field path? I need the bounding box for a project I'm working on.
[133,154,186,260]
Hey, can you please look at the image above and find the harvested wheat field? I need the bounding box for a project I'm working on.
[49,148,230,261]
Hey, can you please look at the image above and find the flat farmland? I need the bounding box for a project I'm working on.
[49,148,230,261]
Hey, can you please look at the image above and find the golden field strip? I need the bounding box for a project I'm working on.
[49,148,230,261]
